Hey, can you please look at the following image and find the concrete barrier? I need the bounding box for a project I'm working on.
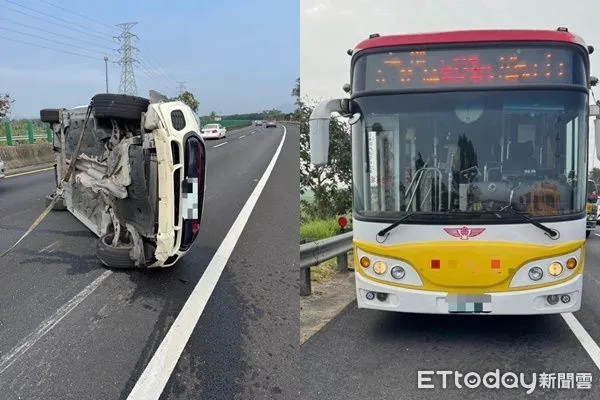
[0,143,55,174]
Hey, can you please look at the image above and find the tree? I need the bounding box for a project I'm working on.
[590,168,600,185]
[175,91,199,113]
[295,78,352,221]
[0,93,14,119]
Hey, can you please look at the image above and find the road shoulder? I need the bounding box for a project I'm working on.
[300,272,356,345]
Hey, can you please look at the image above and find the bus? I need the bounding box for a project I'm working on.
[308,28,600,314]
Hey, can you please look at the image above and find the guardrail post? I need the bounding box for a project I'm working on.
[337,253,349,272]
[4,122,12,146]
[27,120,34,144]
[300,268,312,296]
[46,124,53,143]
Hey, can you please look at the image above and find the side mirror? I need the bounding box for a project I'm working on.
[309,99,344,165]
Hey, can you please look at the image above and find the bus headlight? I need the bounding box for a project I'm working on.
[548,262,563,277]
[566,258,577,270]
[390,266,405,279]
[528,266,543,281]
[373,261,387,275]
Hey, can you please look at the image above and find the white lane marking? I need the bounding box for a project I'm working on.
[562,313,600,371]
[213,142,228,148]
[126,126,288,400]
[239,135,246,138]
[594,232,600,237]
[0,270,112,375]
[39,240,60,253]
[5,167,54,179]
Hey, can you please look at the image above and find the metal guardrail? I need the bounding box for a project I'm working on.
[300,231,353,296]
[0,134,48,142]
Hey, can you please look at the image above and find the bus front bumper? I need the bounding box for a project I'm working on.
[355,273,582,315]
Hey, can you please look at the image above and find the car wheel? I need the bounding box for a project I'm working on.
[91,93,150,120]
[96,232,136,268]
[45,192,67,211]
[586,230,591,238]
[40,108,60,124]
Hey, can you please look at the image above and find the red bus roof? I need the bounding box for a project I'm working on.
[354,29,588,52]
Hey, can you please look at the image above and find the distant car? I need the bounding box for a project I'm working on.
[265,120,277,128]
[200,123,227,139]
[255,120,263,126]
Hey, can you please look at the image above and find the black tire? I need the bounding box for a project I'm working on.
[96,232,136,269]
[40,108,60,124]
[91,93,150,120]
[586,230,591,238]
[46,193,67,211]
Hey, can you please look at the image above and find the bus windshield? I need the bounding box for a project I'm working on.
[351,89,588,222]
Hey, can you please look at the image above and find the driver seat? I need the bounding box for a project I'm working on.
[504,140,539,176]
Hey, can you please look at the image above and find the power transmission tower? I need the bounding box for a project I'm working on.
[177,82,186,96]
[114,22,139,95]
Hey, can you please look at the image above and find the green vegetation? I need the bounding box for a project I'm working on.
[173,91,199,113]
[200,120,251,129]
[0,119,52,146]
[293,76,353,283]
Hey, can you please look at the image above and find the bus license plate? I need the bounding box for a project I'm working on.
[446,294,492,313]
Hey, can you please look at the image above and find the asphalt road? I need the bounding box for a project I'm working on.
[0,123,299,400]
[300,231,600,399]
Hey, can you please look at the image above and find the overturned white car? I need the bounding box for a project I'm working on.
[33,92,206,268]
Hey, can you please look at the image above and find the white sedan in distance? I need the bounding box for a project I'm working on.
[200,123,227,139]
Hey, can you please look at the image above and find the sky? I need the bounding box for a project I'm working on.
[300,0,600,168]
[0,0,299,118]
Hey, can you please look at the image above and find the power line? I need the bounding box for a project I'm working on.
[0,17,111,51]
[1,0,179,95]
[3,0,113,37]
[0,25,104,55]
[0,33,100,60]
[1,3,115,44]
[115,22,139,95]
[36,0,117,32]
[137,40,179,87]
[0,15,175,91]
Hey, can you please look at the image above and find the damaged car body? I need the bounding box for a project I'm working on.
[36,92,207,268]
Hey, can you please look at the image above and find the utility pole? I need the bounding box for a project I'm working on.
[114,22,139,95]
[104,55,109,93]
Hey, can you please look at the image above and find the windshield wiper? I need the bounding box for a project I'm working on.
[494,205,560,239]
[376,212,439,238]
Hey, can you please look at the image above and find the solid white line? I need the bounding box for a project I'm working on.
[239,135,246,138]
[562,313,600,371]
[5,167,54,179]
[594,232,600,237]
[39,240,60,253]
[126,126,287,400]
[213,142,227,148]
[0,270,112,375]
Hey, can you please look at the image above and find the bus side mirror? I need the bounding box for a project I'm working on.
[309,99,344,166]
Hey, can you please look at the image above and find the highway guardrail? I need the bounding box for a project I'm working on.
[300,231,353,296]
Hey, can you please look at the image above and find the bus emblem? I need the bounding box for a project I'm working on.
[443,226,486,240]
